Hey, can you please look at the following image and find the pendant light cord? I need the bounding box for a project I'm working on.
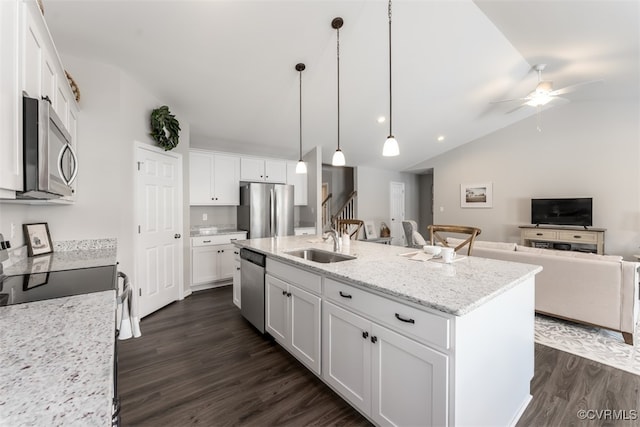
[388,0,393,137]
[299,68,303,160]
[337,25,341,151]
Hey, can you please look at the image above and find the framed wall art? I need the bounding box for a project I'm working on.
[23,222,53,256]
[460,182,493,208]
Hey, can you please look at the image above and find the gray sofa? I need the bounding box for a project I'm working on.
[449,238,640,345]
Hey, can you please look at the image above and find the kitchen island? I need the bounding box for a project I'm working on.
[236,235,542,426]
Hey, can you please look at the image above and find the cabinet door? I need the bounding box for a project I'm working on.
[212,154,240,205]
[371,323,449,427]
[322,301,371,414]
[240,157,264,181]
[22,5,42,99]
[41,50,57,109]
[189,151,214,205]
[265,274,288,343]
[0,0,22,192]
[217,244,235,280]
[55,83,69,127]
[264,159,287,183]
[191,246,219,285]
[289,284,321,374]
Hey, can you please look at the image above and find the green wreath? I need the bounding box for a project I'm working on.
[150,106,180,151]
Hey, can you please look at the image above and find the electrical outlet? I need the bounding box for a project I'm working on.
[202,213,208,221]
[439,206,444,212]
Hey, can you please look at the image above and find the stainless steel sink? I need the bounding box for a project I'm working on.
[285,248,356,263]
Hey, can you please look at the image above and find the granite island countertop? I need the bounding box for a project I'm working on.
[0,290,116,426]
[235,235,542,316]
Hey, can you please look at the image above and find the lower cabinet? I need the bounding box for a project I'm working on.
[323,301,448,426]
[192,243,235,285]
[265,274,321,375]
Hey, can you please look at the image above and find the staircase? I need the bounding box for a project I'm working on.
[329,190,357,229]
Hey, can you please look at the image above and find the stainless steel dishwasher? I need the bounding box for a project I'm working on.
[240,248,266,333]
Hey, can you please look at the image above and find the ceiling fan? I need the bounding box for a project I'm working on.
[492,64,601,130]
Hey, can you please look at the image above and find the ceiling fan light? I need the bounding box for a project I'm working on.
[332,149,346,166]
[525,94,553,107]
[295,160,307,174]
[382,136,399,157]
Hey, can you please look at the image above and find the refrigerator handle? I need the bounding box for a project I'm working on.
[270,188,276,237]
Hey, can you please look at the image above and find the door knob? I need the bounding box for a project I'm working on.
[174,234,181,239]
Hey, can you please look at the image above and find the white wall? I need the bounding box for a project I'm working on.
[422,99,639,259]
[355,166,420,245]
[0,56,192,293]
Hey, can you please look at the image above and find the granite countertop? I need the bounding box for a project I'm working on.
[0,290,116,426]
[190,228,248,238]
[3,248,117,277]
[235,236,542,316]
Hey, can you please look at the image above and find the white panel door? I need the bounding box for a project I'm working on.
[389,182,405,246]
[136,144,183,318]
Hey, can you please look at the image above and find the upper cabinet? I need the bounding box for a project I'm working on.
[190,150,240,206]
[0,0,79,199]
[0,0,22,195]
[286,161,308,206]
[240,157,287,183]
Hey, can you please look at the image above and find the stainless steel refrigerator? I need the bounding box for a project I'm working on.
[237,182,294,239]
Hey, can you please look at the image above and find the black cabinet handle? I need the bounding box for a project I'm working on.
[536,232,543,236]
[395,313,415,324]
[236,267,240,271]
[573,235,581,239]
[371,336,378,344]
[287,292,292,297]
[234,251,239,254]
[362,331,369,339]
[203,240,211,243]
[282,290,287,296]
[339,291,352,299]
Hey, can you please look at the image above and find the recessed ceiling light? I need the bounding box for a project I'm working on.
[377,116,386,123]
[437,135,445,142]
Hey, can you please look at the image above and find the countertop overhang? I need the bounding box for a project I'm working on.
[235,236,542,316]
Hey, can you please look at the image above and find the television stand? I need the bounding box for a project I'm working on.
[519,225,606,255]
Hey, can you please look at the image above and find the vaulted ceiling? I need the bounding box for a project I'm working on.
[44,0,639,172]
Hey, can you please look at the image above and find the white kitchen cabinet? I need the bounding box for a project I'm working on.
[286,161,308,206]
[323,301,448,426]
[0,0,22,195]
[232,248,241,308]
[189,150,240,205]
[191,233,246,289]
[240,157,287,183]
[265,273,321,374]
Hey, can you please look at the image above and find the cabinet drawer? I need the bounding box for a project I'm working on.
[192,233,246,247]
[523,229,557,240]
[324,278,450,350]
[266,259,322,295]
[557,230,598,243]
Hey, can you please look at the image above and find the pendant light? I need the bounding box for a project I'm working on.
[331,17,346,167]
[382,0,399,157]
[295,63,307,174]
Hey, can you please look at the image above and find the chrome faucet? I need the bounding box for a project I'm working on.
[323,228,342,252]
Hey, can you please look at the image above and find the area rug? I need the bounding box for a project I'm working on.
[535,314,640,376]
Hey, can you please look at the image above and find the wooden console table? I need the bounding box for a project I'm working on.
[519,225,606,255]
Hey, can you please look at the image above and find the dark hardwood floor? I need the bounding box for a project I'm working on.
[119,286,640,427]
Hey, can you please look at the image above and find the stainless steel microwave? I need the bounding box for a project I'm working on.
[19,96,78,199]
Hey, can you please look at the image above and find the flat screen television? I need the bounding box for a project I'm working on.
[531,198,593,227]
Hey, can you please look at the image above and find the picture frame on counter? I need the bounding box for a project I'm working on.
[23,222,53,257]
[364,220,377,239]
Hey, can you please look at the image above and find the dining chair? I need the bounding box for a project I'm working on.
[402,220,427,248]
[336,219,364,240]
[427,225,482,255]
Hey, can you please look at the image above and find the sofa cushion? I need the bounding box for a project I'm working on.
[447,237,516,252]
[516,245,623,262]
